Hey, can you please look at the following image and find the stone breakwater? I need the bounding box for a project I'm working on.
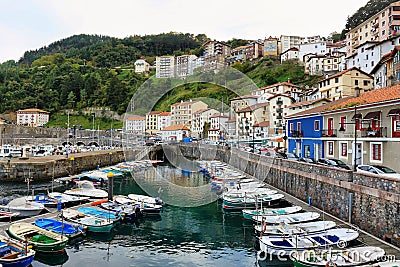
[0,149,140,182]
[170,144,400,248]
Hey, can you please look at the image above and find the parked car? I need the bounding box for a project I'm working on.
[299,157,318,164]
[356,165,400,179]
[273,152,299,160]
[317,158,351,170]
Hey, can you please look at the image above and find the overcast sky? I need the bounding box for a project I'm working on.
[0,0,369,63]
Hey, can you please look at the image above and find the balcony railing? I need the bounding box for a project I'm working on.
[360,127,387,138]
[291,130,303,138]
[276,100,283,106]
[276,108,283,113]
[321,129,338,137]
[276,115,283,119]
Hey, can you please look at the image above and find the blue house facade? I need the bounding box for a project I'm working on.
[287,115,324,160]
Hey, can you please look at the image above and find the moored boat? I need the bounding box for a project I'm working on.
[64,181,108,199]
[8,222,68,253]
[47,192,90,207]
[254,220,337,235]
[34,218,85,238]
[222,194,284,211]
[99,201,142,220]
[252,211,320,224]
[292,246,385,267]
[127,194,163,205]
[242,206,302,220]
[61,209,114,233]
[0,234,36,267]
[77,207,121,223]
[3,198,44,217]
[258,228,359,256]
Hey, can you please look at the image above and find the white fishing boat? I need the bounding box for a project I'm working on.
[292,246,386,267]
[252,211,320,224]
[223,188,278,199]
[48,192,90,205]
[127,194,163,205]
[61,209,114,233]
[222,193,285,210]
[64,181,108,199]
[1,197,44,217]
[242,206,302,220]
[258,228,359,256]
[254,220,337,235]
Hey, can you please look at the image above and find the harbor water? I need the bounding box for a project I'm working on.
[0,164,275,267]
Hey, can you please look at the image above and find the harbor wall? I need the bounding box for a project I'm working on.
[171,144,400,248]
[0,149,141,182]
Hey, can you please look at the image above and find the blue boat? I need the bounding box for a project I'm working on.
[34,218,85,238]
[25,194,58,208]
[0,234,35,267]
[77,207,121,222]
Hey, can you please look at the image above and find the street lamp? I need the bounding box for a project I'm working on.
[338,105,358,172]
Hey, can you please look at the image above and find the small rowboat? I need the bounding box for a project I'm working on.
[292,246,385,267]
[258,228,359,256]
[242,206,302,220]
[252,212,320,224]
[61,209,114,233]
[8,222,68,253]
[0,234,36,267]
[34,218,85,238]
[254,220,337,235]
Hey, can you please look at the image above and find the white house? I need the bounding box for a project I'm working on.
[191,108,219,139]
[155,56,175,78]
[161,125,190,141]
[280,47,299,62]
[208,114,229,141]
[134,59,150,74]
[346,36,400,74]
[17,108,49,127]
[125,116,146,133]
[298,42,327,62]
[157,112,171,131]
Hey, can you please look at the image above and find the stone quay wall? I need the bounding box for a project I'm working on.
[0,149,141,183]
[172,144,400,247]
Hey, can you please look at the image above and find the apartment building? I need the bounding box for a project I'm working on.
[318,67,373,101]
[157,111,171,131]
[191,108,219,139]
[264,37,279,57]
[176,55,198,78]
[170,100,208,128]
[146,111,162,135]
[17,108,50,127]
[155,56,175,78]
[345,1,400,57]
[208,114,229,141]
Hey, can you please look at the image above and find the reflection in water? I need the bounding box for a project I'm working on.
[5,164,262,267]
[34,250,69,266]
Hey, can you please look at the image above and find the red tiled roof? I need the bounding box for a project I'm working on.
[162,125,190,131]
[285,97,352,118]
[148,111,162,115]
[17,108,49,114]
[158,111,170,116]
[261,82,300,90]
[225,119,236,123]
[237,102,269,113]
[210,114,228,118]
[253,121,270,127]
[327,85,400,110]
[126,116,146,121]
[192,108,211,114]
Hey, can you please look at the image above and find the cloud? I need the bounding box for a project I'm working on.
[0,0,369,62]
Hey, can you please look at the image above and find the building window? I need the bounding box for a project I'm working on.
[340,142,348,157]
[314,120,320,131]
[340,116,346,130]
[327,141,334,156]
[371,143,382,162]
[304,145,311,158]
[289,123,293,132]
[355,80,359,86]
[335,77,339,83]
[297,122,301,131]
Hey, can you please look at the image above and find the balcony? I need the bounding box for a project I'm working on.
[322,129,338,137]
[291,130,303,138]
[276,108,283,113]
[276,100,283,106]
[360,127,387,138]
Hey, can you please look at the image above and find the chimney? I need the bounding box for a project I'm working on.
[287,78,291,83]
